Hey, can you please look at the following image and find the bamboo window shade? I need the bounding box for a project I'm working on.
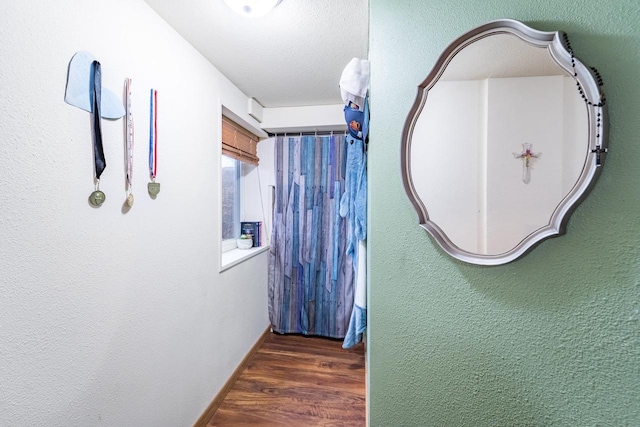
[222,116,260,165]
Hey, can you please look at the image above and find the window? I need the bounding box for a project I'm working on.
[220,115,260,254]
[221,154,240,252]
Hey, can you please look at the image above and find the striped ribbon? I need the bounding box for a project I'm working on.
[149,89,158,180]
[125,78,134,193]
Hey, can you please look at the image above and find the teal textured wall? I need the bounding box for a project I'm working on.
[368,1,639,425]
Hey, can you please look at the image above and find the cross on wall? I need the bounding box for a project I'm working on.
[513,143,540,184]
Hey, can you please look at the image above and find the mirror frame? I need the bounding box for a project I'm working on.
[401,19,608,265]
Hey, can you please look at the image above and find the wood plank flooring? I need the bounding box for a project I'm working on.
[206,332,366,426]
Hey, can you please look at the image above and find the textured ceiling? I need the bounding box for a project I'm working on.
[441,34,565,81]
[144,0,369,108]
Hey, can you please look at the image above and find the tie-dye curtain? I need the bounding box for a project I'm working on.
[268,134,354,338]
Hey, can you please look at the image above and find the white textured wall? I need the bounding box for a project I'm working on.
[0,1,269,425]
[261,104,347,133]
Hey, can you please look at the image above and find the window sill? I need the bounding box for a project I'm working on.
[221,245,270,272]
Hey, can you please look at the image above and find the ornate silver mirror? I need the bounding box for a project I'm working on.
[401,19,607,265]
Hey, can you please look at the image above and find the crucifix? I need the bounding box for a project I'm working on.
[513,143,540,184]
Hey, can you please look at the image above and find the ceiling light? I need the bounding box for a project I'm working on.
[223,0,281,18]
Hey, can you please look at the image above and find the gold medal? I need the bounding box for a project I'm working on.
[89,190,106,206]
[148,181,160,197]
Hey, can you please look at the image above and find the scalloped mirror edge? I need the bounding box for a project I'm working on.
[401,19,608,266]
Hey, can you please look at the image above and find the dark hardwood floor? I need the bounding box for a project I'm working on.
[206,332,366,426]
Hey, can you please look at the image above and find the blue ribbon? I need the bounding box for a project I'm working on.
[91,61,106,179]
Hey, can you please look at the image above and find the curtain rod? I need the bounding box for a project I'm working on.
[266,131,348,138]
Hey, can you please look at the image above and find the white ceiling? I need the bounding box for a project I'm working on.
[441,34,565,81]
[143,0,369,108]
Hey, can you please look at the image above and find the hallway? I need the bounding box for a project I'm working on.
[207,332,366,426]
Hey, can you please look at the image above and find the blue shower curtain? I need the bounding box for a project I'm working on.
[268,134,354,338]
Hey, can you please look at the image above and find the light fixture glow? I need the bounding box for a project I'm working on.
[223,0,281,18]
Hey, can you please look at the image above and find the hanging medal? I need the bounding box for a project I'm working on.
[64,51,126,207]
[148,89,161,197]
[89,61,107,207]
[124,78,135,206]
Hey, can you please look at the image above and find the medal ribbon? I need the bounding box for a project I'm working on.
[149,89,158,180]
[92,61,106,180]
[125,78,134,193]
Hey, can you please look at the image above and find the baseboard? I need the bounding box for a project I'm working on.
[193,325,271,427]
